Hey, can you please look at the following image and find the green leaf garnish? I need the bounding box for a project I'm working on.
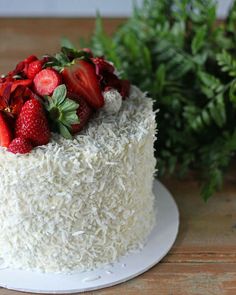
[44,84,80,139]
[44,47,92,72]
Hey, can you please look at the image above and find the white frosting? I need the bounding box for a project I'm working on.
[103,89,122,114]
[0,85,157,273]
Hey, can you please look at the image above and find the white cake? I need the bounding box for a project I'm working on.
[0,86,156,273]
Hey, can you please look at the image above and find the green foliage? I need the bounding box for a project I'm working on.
[44,85,79,139]
[217,50,236,77]
[87,0,236,200]
[44,46,91,72]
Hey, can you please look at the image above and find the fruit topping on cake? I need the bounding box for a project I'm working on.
[0,113,12,148]
[27,60,43,80]
[15,99,51,147]
[62,60,104,109]
[44,84,81,139]
[0,47,131,153]
[33,68,61,96]
[68,93,93,134]
[8,137,33,154]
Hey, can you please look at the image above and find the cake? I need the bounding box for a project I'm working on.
[0,48,156,273]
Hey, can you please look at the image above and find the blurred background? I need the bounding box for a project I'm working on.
[0,0,233,17]
[0,0,234,74]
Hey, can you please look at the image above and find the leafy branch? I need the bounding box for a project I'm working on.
[87,0,236,200]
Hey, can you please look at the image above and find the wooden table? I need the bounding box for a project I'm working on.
[0,18,236,295]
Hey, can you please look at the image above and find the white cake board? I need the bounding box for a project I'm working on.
[0,180,179,294]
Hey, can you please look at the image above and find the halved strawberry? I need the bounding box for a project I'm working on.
[62,59,104,109]
[0,112,12,147]
[68,93,93,134]
[33,68,61,96]
[8,137,33,154]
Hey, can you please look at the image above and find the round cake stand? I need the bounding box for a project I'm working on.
[0,180,179,294]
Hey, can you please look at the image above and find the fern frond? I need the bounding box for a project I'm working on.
[216,50,236,77]
[88,0,236,200]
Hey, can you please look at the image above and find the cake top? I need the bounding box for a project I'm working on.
[0,47,130,154]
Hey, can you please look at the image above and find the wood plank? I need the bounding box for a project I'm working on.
[0,263,236,295]
[161,175,236,262]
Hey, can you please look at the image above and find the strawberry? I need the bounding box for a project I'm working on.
[44,84,92,137]
[82,48,94,57]
[8,55,38,78]
[11,79,32,92]
[15,99,51,146]
[8,137,33,154]
[69,93,93,134]
[102,72,130,99]
[0,112,12,147]
[13,61,27,76]
[24,55,38,64]
[62,59,104,109]
[0,80,33,98]
[33,68,61,96]
[91,57,130,99]
[119,79,131,98]
[27,60,43,80]
[92,57,115,75]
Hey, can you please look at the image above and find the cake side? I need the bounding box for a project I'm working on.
[0,86,157,272]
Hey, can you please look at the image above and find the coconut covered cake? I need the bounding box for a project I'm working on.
[0,47,156,272]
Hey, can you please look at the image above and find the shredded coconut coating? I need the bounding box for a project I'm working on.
[103,89,122,114]
[0,86,157,273]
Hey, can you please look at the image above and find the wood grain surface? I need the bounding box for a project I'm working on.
[0,18,236,295]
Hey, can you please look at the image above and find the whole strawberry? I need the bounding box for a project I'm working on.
[92,57,115,75]
[69,93,93,134]
[15,99,51,146]
[8,137,33,154]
